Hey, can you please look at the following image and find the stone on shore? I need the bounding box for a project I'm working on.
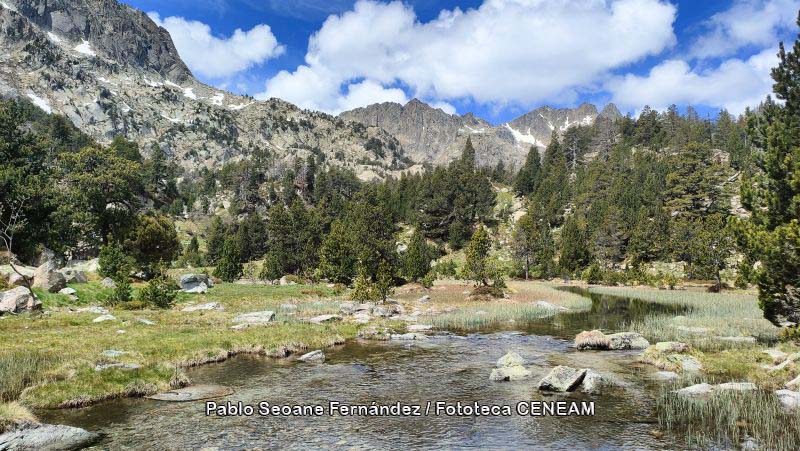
[0,287,41,314]
[298,350,325,363]
[538,366,588,392]
[182,302,224,312]
[776,389,800,411]
[147,385,234,402]
[0,422,100,450]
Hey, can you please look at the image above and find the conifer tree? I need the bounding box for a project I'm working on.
[559,216,590,275]
[205,216,226,264]
[402,229,435,282]
[213,235,243,282]
[464,224,491,286]
[513,146,541,196]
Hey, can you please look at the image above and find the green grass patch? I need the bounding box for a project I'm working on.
[0,351,61,402]
[0,402,37,432]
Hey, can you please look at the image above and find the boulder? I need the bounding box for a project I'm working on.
[716,382,757,392]
[496,352,526,368]
[306,314,342,324]
[672,355,703,372]
[354,303,374,314]
[372,306,394,317]
[7,272,30,287]
[182,302,224,312]
[674,383,714,398]
[538,366,588,392]
[232,311,275,325]
[279,276,297,286]
[0,422,100,450]
[65,258,100,273]
[490,366,532,381]
[298,350,325,363]
[764,349,789,365]
[101,277,117,289]
[92,314,116,323]
[339,302,356,315]
[57,268,87,284]
[776,389,800,411]
[179,274,211,294]
[653,371,679,381]
[58,287,77,296]
[31,262,66,293]
[607,332,650,350]
[0,287,41,314]
[574,330,610,350]
[580,370,606,394]
[352,313,372,324]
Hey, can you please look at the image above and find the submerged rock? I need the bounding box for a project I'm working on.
[0,422,100,450]
[298,350,325,363]
[538,366,587,392]
[182,302,224,312]
[147,385,234,402]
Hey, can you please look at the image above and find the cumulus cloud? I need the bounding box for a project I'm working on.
[690,0,800,59]
[257,0,677,113]
[149,12,285,79]
[607,47,778,114]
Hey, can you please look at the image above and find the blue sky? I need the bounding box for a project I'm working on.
[123,0,799,124]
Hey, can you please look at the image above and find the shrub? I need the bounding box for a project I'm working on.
[435,260,458,278]
[124,213,180,278]
[98,242,133,280]
[471,285,504,298]
[350,269,376,302]
[0,274,8,290]
[421,271,436,289]
[259,251,283,283]
[213,236,243,282]
[105,279,132,306]
[581,263,604,284]
[138,273,179,309]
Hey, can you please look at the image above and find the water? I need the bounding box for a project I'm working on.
[40,288,686,450]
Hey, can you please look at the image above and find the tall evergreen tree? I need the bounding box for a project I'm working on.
[513,146,541,196]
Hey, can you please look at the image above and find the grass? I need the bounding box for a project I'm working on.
[0,402,37,432]
[409,280,592,330]
[0,282,360,409]
[588,286,779,350]
[657,387,800,450]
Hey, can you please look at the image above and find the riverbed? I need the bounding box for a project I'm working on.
[40,288,687,450]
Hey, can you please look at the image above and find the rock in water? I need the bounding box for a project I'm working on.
[32,262,67,293]
[574,330,610,350]
[538,366,588,392]
[298,350,325,363]
[496,351,525,368]
[607,332,650,350]
[0,422,100,450]
[490,366,532,381]
[0,287,41,314]
[147,385,234,402]
[232,311,275,324]
[580,370,606,394]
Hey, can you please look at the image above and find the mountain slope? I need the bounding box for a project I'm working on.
[340,99,621,168]
[0,0,408,179]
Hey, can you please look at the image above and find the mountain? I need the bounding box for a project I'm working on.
[340,100,621,168]
[0,0,407,180]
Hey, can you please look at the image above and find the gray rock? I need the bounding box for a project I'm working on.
[764,349,789,364]
[580,370,606,394]
[76,306,108,314]
[58,287,77,296]
[776,389,800,411]
[298,350,325,363]
[306,314,342,324]
[490,365,532,381]
[279,276,297,286]
[339,302,356,314]
[101,350,125,358]
[407,324,433,332]
[232,311,275,324]
[534,300,568,312]
[92,314,116,323]
[0,287,41,314]
[280,304,298,311]
[538,366,588,392]
[496,351,525,368]
[179,274,210,293]
[354,303,374,313]
[768,353,800,372]
[58,268,87,284]
[654,341,690,353]
[0,422,100,450]
[653,371,679,381]
[418,295,431,304]
[714,336,757,344]
[716,382,757,392]
[136,317,155,325]
[352,313,372,324]
[31,262,67,293]
[147,385,234,402]
[786,374,800,390]
[674,383,714,398]
[372,306,394,317]
[94,362,140,371]
[673,325,710,334]
[101,277,117,289]
[182,302,224,312]
[607,332,650,350]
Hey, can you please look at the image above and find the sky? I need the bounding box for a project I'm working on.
[123,0,800,124]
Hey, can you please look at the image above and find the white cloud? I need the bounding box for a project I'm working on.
[607,47,778,114]
[257,0,677,113]
[690,0,800,59]
[149,12,285,79]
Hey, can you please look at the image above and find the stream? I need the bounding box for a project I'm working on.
[40,288,689,450]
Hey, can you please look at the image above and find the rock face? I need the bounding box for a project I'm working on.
[31,262,66,293]
[0,287,41,314]
[179,274,212,293]
[340,99,620,168]
[0,422,100,450]
[0,0,407,181]
[538,366,588,392]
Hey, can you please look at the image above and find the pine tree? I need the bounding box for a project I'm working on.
[559,216,590,275]
[402,229,434,282]
[464,224,491,286]
[205,216,227,264]
[513,146,541,196]
[213,235,243,282]
[737,15,800,327]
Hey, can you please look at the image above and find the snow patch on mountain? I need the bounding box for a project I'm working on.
[504,123,545,148]
[74,40,96,57]
[26,92,52,113]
